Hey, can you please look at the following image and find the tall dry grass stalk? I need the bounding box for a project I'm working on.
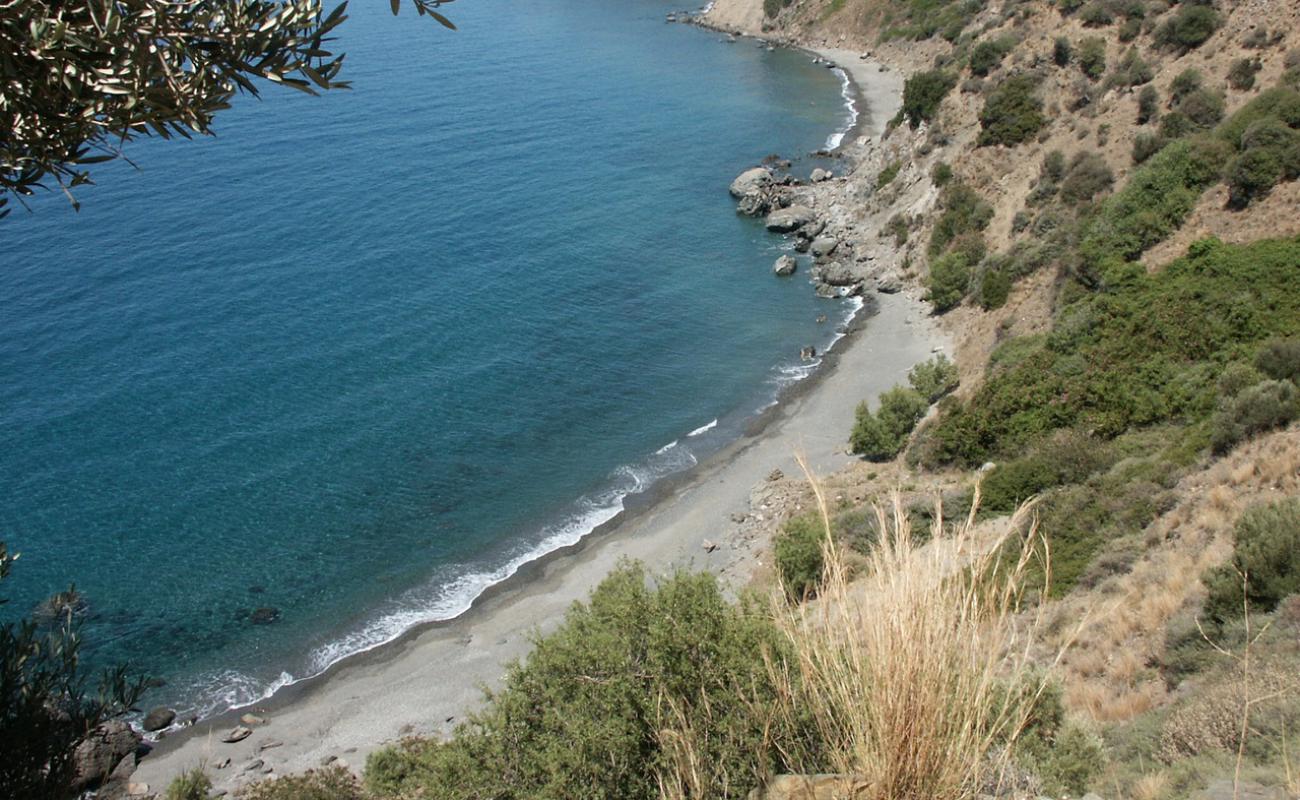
[766,457,1061,800]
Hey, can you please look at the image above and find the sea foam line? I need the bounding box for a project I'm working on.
[687,419,718,437]
[825,67,859,150]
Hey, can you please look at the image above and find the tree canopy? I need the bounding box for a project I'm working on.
[0,0,454,217]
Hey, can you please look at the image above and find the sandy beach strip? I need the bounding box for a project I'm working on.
[134,48,931,794]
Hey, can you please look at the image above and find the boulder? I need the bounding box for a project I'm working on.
[816,261,856,287]
[792,237,811,253]
[222,725,253,743]
[142,706,175,733]
[809,237,838,258]
[736,194,768,217]
[809,168,832,183]
[800,346,817,360]
[729,167,772,199]
[240,713,266,726]
[773,255,797,277]
[876,275,902,294]
[767,468,784,481]
[71,720,141,793]
[765,205,815,233]
[795,218,826,240]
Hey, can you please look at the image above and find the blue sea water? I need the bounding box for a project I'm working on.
[0,0,854,719]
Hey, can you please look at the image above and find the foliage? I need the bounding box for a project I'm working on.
[1209,379,1299,453]
[1059,152,1114,204]
[1053,37,1073,67]
[0,542,148,799]
[1131,132,1162,164]
[1079,0,1113,26]
[1178,88,1226,130]
[1154,3,1222,51]
[979,267,1012,310]
[979,75,1046,146]
[1137,85,1159,124]
[1225,117,1300,208]
[850,387,928,461]
[166,768,214,800]
[927,252,972,313]
[763,0,794,18]
[1108,47,1152,87]
[969,36,1017,77]
[880,0,983,42]
[931,161,954,186]
[1202,499,1300,623]
[365,563,813,800]
[922,236,1300,467]
[908,354,961,402]
[239,766,367,799]
[1170,68,1204,103]
[0,0,454,216]
[1077,37,1107,81]
[885,214,911,247]
[1228,57,1263,92]
[876,160,902,189]
[897,70,958,128]
[774,514,827,599]
[1017,686,1107,797]
[929,182,993,256]
[980,430,1115,513]
[1255,338,1300,383]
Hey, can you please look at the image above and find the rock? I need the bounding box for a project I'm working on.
[816,261,856,287]
[126,782,150,797]
[701,539,718,553]
[730,512,747,523]
[765,205,815,233]
[876,276,902,294]
[800,345,817,360]
[773,255,797,276]
[816,314,827,323]
[767,468,784,481]
[809,237,838,258]
[142,706,176,732]
[259,740,284,751]
[321,755,338,766]
[814,283,839,299]
[240,713,265,726]
[809,167,831,183]
[71,720,141,793]
[249,607,280,625]
[793,237,811,253]
[215,757,231,769]
[796,218,826,239]
[243,758,265,772]
[1080,794,1105,800]
[729,167,772,199]
[736,194,768,217]
[222,726,252,743]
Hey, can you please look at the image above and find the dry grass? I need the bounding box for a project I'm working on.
[760,463,1062,800]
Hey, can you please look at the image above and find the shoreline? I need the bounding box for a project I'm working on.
[133,46,934,794]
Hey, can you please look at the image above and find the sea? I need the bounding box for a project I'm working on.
[0,0,857,721]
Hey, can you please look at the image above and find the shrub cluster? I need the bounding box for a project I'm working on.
[850,386,928,460]
[979,75,1047,146]
[1077,37,1107,81]
[774,513,828,599]
[968,36,1018,77]
[1202,499,1300,623]
[1153,3,1221,51]
[928,181,993,257]
[896,70,957,129]
[908,354,960,402]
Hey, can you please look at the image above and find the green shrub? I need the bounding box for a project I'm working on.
[364,563,811,800]
[979,74,1046,146]
[1255,338,1300,382]
[1170,68,1203,103]
[1060,152,1115,204]
[1203,498,1300,623]
[1079,0,1113,26]
[1137,85,1159,124]
[1154,3,1221,51]
[1043,149,1067,183]
[1216,362,1266,397]
[1053,37,1073,66]
[774,513,826,599]
[969,36,1016,77]
[929,181,993,256]
[1016,682,1106,795]
[851,386,929,460]
[1228,146,1285,207]
[1108,47,1153,87]
[980,430,1113,513]
[1118,16,1141,41]
[927,251,972,312]
[1228,57,1262,92]
[1132,131,1163,163]
[1078,37,1107,80]
[876,160,902,189]
[979,268,1011,309]
[908,354,960,402]
[931,161,954,186]
[763,0,793,18]
[1177,87,1226,129]
[1209,379,1299,453]
[165,768,213,800]
[897,70,957,128]
[885,214,911,246]
[1215,86,1300,146]
[240,767,366,799]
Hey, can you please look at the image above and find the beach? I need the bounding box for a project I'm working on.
[133,49,937,794]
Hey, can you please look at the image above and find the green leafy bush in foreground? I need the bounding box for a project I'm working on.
[165,768,213,800]
[850,386,928,461]
[365,563,814,800]
[926,251,972,313]
[896,69,957,128]
[1203,498,1300,623]
[774,514,827,599]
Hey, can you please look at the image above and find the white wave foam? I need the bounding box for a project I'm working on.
[655,439,679,455]
[687,419,718,437]
[825,67,860,150]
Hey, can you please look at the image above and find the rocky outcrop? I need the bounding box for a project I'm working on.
[814,261,856,287]
[773,255,797,276]
[809,236,838,258]
[765,205,815,233]
[71,720,141,794]
[142,707,175,733]
[729,167,772,199]
[809,168,833,183]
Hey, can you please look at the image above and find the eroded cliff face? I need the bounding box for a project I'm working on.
[700,0,767,36]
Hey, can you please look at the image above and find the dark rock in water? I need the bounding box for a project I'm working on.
[248,585,266,594]
[249,607,281,625]
[736,193,768,217]
[728,166,771,199]
[793,237,811,253]
[816,315,828,323]
[142,707,176,732]
[773,255,797,277]
[71,720,141,793]
[815,283,839,299]
[764,205,815,233]
[800,345,818,360]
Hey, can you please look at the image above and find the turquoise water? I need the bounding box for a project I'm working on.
[0,0,853,719]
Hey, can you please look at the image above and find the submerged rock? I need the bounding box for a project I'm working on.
[773,255,797,276]
[249,607,280,625]
[764,205,815,233]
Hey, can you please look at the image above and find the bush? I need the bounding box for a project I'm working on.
[364,563,810,800]
[876,160,902,189]
[1154,3,1221,51]
[1060,152,1115,204]
[1228,146,1285,207]
[763,0,793,18]
[241,767,366,799]
[1137,85,1159,124]
[1043,149,1067,183]
[850,386,928,460]
[1079,0,1113,26]
[980,430,1113,513]
[898,70,957,128]
[165,768,213,800]
[980,268,1012,309]
[969,36,1016,77]
[1078,37,1107,80]
[1177,87,1226,129]
[1132,131,1163,163]
[978,74,1046,146]
[1216,362,1266,397]
[885,214,911,246]
[774,513,826,599]
[1170,68,1203,103]
[931,161,954,186]
[1202,498,1300,623]
[1108,47,1153,87]
[927,251,972,312]
[1255,338,1300,382]
[908,354,961,402]
[1118,16,1141,41]
[1053,36,1073,66]
[929,182,993,256]
[1209,379,1300,453]
[1228,57,1262,91]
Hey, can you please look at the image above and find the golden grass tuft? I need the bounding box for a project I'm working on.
[761,462,1060,800]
